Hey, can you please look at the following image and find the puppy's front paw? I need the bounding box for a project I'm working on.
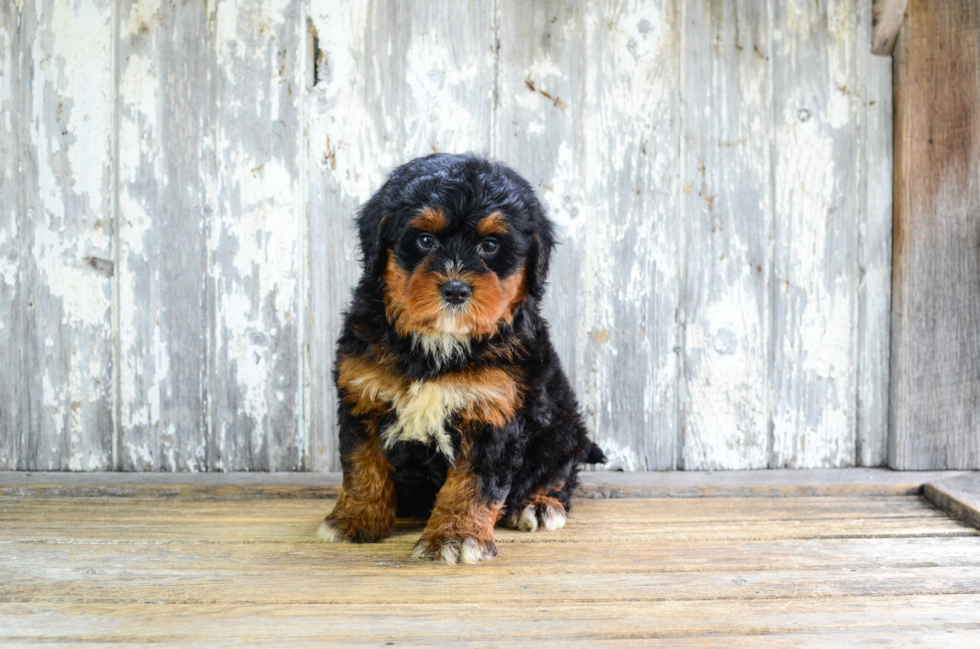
[412,535,498,565]
[315,509,393,543]
[315,519,348,543]
[505,501,567,532]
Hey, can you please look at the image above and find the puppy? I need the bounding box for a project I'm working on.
[317,153,605,564]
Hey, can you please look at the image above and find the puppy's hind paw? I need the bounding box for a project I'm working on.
[506,504,539,532]
[540,504,567,531]
[505,501,567,532]
[412,536,497,565]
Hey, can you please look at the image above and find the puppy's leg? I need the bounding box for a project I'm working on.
[411,459,503,565]
[317,432,396,543]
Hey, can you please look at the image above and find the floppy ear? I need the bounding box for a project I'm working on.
[354,183,391,274]
[525,198,556,301]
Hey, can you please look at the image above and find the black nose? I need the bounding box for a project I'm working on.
[439,279,471,305]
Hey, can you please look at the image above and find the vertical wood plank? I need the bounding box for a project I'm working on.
[116,0,209,470]
[679,0,771,469]
[495,0,681,470]
[207,0,306,471]
[856,12,893,467]
[4,0,115,470]
[585,0,681,470]
[0,3,24,469]
[769,0,862,468]
[307,0,495,470]
[494,1,589,464]
[889,0,980,469]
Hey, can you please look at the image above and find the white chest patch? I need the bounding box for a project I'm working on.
[382,380,470,459]
[380,372,518,460]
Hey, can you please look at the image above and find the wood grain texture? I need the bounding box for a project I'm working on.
[889,0,980,470]
[1,0,115,470]
[207,0,306,470]
[871,0,908,56]
[0,494,978,645]
[116,0,210,470]
[0,3,23,469]
[2,600,980,647]
[770,0,864,468]
[307,0,495,470]
[584,0,681,471]
[679,0,771,470]
[856,10,894,468]
[924,473,980,531]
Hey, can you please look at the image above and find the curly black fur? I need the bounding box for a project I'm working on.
[327,153,605,560]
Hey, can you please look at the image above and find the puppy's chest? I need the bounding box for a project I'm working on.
[383,380,474,457]
[338,357,521,458]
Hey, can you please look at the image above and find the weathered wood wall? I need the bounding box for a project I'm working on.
[0,0,892,471]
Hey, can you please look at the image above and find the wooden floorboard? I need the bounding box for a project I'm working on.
[924,473,980,531]
[1,489,979,646]
[0,468,969,499]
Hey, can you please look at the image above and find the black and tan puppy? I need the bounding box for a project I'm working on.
[317,153,605,564]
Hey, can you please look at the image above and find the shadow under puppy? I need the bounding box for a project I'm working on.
[317,153,605,564]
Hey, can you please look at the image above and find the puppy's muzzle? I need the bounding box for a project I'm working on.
[439,279,471,306]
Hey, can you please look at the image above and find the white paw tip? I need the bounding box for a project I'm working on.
[438,544,459,565]
[315,520,345,543]
[517,505,539,532]
[414,537,493,564]
[458,537,483,564]
[541,507,567,531]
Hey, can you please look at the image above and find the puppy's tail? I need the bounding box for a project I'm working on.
[583,440,607,465]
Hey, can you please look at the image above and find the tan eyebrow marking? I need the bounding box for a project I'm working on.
[475,211,508,236]
[409,207,448,232]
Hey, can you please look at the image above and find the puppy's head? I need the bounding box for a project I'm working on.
[356,154,554,338]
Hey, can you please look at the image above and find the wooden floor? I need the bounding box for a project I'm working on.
[2,474,980,646]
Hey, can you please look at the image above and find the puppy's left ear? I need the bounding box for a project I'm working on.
[526,198,556,301]
[354,183,391,273]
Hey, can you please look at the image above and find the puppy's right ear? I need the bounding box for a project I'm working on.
[354,184,390,273]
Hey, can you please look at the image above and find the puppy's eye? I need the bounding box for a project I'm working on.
[417,234,436,250]
[479,239,499,255]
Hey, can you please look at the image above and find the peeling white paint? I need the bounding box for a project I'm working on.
[679,1,772,471]
[205,0,307,470]
[8,0,115,471]
[768,0,866,468]
[1,6,21,468]
[29,2,112,326]
[125,0,161,34]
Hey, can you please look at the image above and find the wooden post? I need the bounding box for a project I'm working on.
[889,0,980,469]
[872,0,908,56]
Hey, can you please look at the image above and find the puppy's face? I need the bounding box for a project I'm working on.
[382,206,530,337]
